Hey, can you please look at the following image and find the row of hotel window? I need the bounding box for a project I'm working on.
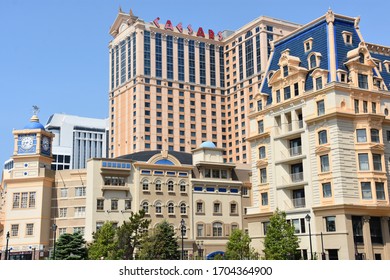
[195,201,239,215]
[7,223,86,238]
[258,128,385,160]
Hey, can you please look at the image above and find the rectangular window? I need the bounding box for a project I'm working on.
[13,193,20,208]
[316,77,323,90]
[361,182,372,199]
[354,99,359,113]
[375,182,385,200]
[230,203,238,214]
[322,183,332,198]
[21,192,28,208]
[276,90,281,103]
[143,31,151,76]
[356,129,367,142]
[28,192,36,208]
[358,74,368,89]
[11,224,19,237]
[363,101,368,113]
[26,223,34,236]
[325,216,336,232]
[59,208,67,218]
[197,224,204,237]
[283,65,288,77]
[284,86,291,100]
[372,102,377,114]
[261,192,268,206]
[317,100,325,116]
[111,200,118,211]
[373,154,382,171]
[75,187,86,197]
[213,203,221,214]
[74,207,86,217]
[196,202,204,214]
[320,154,330,172]
[73,227,85,236]
[371,129,380,143]
[358,153,369,170]
[318,130,327,145]
[125,200,131,210]
[258,120,264,134]
[260,168,267,183]
[60,188,68,198]
[97,199,104,211]
[294,83,299,96]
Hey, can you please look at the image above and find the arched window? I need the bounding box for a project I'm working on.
[180,181,186,192]
[167,202,174,214]
[142,179,149,191]
[155,201,162,214]
[155,180,162,191]
[359,53,365,64]
[310,54,317,69]
[180,203,187,214]
[142,201,149,213]
[167,180,174,192]
[318,130,328,145]
[213,222,223,237]
[259,146,266,159]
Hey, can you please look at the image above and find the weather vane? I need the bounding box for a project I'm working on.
[32,105,40,116]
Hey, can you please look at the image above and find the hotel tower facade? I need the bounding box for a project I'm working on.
[108,9,300,163]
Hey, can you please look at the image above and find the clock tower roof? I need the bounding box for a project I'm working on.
[24,114,45,130]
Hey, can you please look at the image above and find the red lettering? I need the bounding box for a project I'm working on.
[187,24,193,35]
[165,20,174,31]
[153,17,160,28]
[197,27,205,38]
[176,22,183,33]
[218,31,223,41]
[208,29,215,40]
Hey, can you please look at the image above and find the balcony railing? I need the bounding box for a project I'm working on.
[290,172,304,182]
[292,197,306,208]
[289,146,302,157]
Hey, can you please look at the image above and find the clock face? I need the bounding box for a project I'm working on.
[21,136,34,150]
[42,137,50,152]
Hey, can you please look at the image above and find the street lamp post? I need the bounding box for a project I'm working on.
[5,231,10,260]
[52,224,57,260]
[320,232,326,260]
[180,219,185,260]
[305,214,313,260]
[196,240,203,260]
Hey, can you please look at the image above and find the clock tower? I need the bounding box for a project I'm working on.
[1,108,55,260]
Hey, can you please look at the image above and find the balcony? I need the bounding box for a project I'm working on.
[292,197,306,208]
[289,146,302,157]
[290,172,304,183]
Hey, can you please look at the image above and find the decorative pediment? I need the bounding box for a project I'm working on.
[345,42,376,67]
[315,145,331,154]
[370,143,385,151]
[256,159,268,168]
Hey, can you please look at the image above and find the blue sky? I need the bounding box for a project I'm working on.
[1,0,390,166]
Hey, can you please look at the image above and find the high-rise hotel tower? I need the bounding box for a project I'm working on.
[108,9,300,163]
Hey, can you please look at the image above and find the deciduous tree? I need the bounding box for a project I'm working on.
[263,209,299,260]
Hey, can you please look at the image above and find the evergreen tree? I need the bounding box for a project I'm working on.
[54,232,88,260]
[115,210,151,260]
[225,229,257,260]
[263,209,299,260]
[138,220,180,260]
[88,222,118,260]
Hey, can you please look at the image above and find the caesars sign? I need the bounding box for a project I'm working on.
[153,17,224,41]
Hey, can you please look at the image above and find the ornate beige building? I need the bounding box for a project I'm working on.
[0,116,250,260]
[246,10,390,260]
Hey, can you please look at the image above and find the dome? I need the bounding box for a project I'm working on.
[200,141,216,148]
[24,115,45,130]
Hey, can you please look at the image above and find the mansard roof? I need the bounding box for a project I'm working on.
[259,10,388,104]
